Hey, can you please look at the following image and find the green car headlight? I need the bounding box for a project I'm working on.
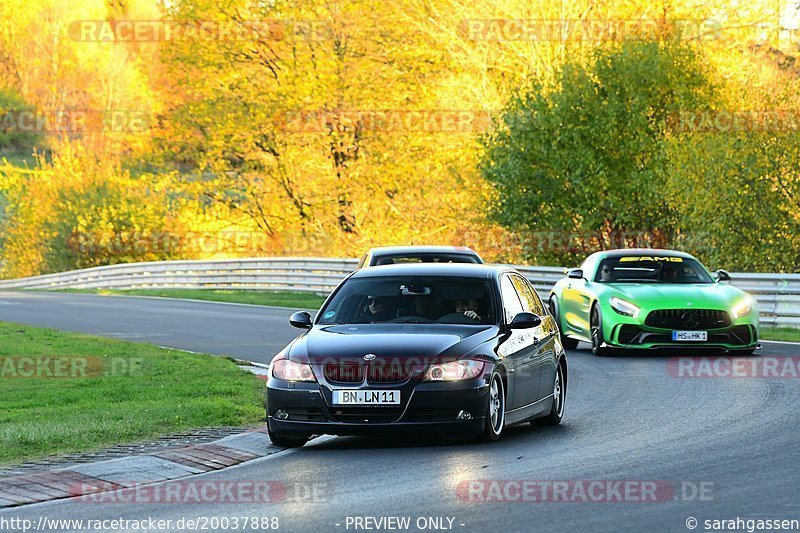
[609,297,641,318]
[731,297,752,319]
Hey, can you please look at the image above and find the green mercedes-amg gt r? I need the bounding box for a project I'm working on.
[549,249,759,355]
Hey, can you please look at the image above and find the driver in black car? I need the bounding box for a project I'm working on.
[437,298,481,323]
[364,296,397,322]
[455,298,481,321]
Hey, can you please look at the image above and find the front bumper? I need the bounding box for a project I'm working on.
[266,377,489,437]
[606,322,758,351]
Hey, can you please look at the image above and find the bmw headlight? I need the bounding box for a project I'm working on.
[609,297,640,318]
[271,358,316,382]
[423,360,485,381]
[731,297,752,319]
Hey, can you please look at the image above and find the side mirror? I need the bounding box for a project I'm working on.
[509,312,542,329]
[715,270,731,282]
[289,311,313,329]
[567,268,584,280]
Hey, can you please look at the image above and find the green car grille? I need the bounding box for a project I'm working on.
[644,309,731,330]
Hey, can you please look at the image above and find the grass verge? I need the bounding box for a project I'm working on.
[61,288,325,309]
[0,322,264,465]
[760,327,800,343]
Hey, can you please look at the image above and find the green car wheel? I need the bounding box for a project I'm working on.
[590,305,611,356]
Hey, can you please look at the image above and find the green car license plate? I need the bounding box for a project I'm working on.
[672,331,708,341]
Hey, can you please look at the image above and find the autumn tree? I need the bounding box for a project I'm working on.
[0,142,179,277]
[481,38,718,265]
[154,0,495,257]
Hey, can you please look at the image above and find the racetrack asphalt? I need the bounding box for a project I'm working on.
[0,291,301,364]
[0,290,798,532]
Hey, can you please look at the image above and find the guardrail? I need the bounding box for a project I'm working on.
[0,258,796,327]
[0,258,357,293]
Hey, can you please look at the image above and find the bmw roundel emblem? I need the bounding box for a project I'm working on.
[364,354,376,361]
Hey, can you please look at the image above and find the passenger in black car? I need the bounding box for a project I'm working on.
[437,298,481,323]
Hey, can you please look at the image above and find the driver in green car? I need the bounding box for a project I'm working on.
[661,264,679,282]
[600,264,616,282]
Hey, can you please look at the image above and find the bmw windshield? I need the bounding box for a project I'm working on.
[595,256,714,284]
[318,276,496,325]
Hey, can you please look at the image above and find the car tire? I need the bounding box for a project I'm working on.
[590,305,611,357]
[480,372,506,442]
[532,360,565,426]
[267,422,309,448]
[549,297,579,350]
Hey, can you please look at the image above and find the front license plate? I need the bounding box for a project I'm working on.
[672,330,708,342]
[332,389,400,405]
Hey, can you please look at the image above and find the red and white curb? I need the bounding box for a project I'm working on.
[0,429,280,508]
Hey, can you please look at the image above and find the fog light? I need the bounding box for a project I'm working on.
[274,409,289,420]
[457,410,472,420]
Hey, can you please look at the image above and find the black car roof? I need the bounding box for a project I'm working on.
[349,262,507,279]
[367,246,479,257]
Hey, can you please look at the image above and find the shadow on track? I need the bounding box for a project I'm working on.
[295,421,574,453]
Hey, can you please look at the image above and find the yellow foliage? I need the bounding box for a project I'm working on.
[0,0,797,275]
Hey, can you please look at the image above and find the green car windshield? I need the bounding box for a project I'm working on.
[594,256,714,284]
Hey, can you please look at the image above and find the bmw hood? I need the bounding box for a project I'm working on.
[286,324,498,364]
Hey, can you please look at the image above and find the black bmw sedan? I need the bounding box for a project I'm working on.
[265,263,568,446]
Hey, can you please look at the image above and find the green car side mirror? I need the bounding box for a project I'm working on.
[567,268,584,280]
